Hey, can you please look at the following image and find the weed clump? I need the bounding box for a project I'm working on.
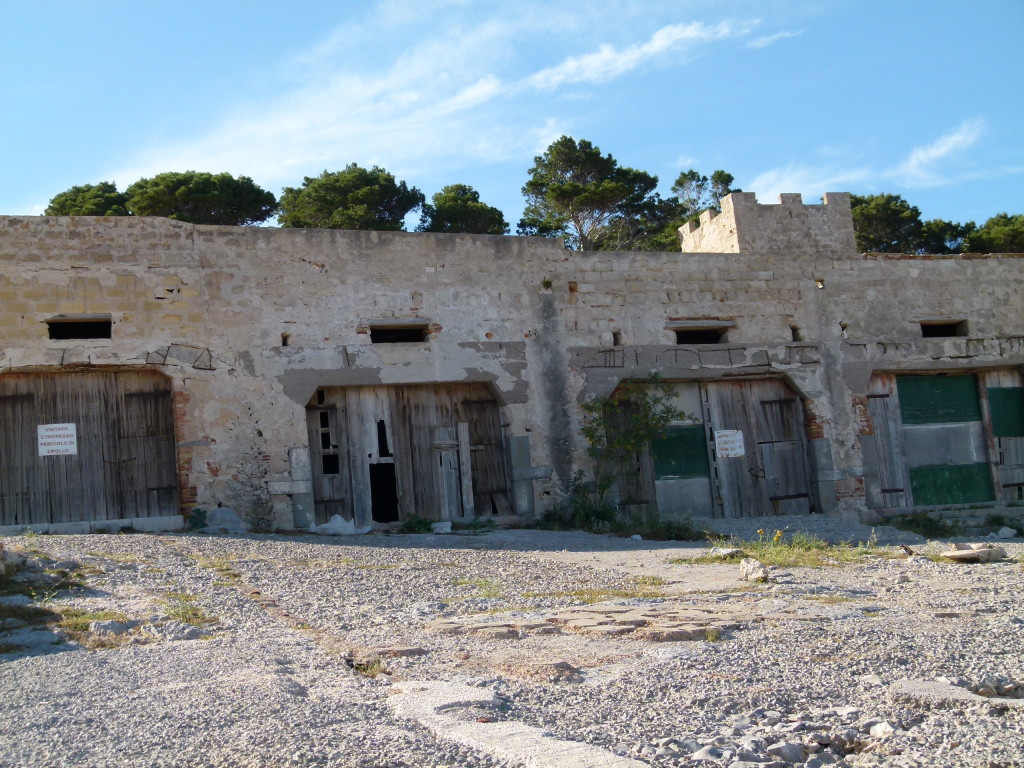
[677,529,888,568]
[887,512,962,539]
[397,515,433,534]
[539,471,704,540]
[161,592,218,626]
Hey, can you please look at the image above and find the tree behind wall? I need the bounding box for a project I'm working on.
[45,182,130,217]
[125,172,277,225]
[850,193,924,253]
[966,213,1024,253]
[278,165,424,230]
[417,184,508,234]
[518,136,658,251]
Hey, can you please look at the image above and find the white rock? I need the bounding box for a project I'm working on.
[310,514,371,536]
[766,741,806,763]
[941,544,1007,563]
[996,526,1018,539]
[740,558,770,582]
[89,619,137,634]
[868,721,896,739]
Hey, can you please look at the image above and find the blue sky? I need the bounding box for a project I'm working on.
[2,0,1022,229]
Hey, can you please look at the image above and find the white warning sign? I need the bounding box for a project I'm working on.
[37,423,78,456]
[714,429,745,458]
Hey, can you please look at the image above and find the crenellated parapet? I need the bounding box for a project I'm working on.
[680,192,856,257]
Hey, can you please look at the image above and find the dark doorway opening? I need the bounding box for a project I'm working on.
[369,464,399,522]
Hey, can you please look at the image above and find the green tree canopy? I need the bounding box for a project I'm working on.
[850,193,924,253]
[417,184,508,234]
[966,213,1024,253]
[591,168,739,251]
[670,169,736,219]
[518,136,658,251]
[918,218,975,254]
[278,165,424,231]
[45,182,129,217]
[125,172,277,225]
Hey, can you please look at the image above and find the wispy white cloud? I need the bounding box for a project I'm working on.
[747,163,872,202]
[108,6,756,199]
[747,30,802,48]
[525,21,748,90]
[887,118,985,186]
[747,118,988,200]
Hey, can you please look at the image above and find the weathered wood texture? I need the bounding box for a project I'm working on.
[306,383,510,523]
[0,370,178,526]
[982,369,1024,501]
[867,374,912,508]
[703,379,812,518]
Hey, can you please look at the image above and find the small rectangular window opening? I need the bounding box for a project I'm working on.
[920,321,967,338]
[46,316,112,340]
[612,331,624,347]
[675,328,727,345]
[369,325,428,343]
[790,326,803,342]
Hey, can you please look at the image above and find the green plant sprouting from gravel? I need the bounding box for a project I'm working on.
[886,512,962,539]
[87,551,143,564]
[454,577,503,598]
[58,608,129,634]
[161,592,219,626]
[352,656,389,678]
[675,530,890,568]
[398,515,433,534]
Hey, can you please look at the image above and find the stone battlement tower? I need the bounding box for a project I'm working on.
[679,192,856,257]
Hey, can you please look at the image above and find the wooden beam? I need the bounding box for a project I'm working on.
[457,421,475,519]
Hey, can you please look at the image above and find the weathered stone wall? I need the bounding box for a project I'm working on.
[1,196,1021,527]
[679,192,856,256]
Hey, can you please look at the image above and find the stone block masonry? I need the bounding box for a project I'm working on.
[0,191,1021,531]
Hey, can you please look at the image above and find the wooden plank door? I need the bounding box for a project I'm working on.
[703,381,766,518]
[306,398,352,524]
[703,379,812,518]
[752,383,813,515]
[981,369,1024,502]
[0,371,177,527]
[866,373,912,508]
[456,397,510,516]
[0,392,39,526]
[116,374,178,519]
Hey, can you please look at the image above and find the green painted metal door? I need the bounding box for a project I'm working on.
[896,374,993,506]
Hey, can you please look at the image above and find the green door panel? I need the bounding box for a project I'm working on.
[988,387,1024,437]
[653,424,710,479]
[897,375,981,425]
[908,463,994,505]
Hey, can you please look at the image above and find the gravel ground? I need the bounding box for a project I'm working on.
[2,520,1023,768]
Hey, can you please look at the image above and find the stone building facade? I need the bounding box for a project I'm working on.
[0,192,1021,533]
